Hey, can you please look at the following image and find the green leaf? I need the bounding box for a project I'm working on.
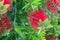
[22,0,41,11]
[39,20,43,26]
[43,19,50,26]
[0,0,4,9]
[3,5,9,10]
[46,24,53,29]
[0,4,9,14]
[38,28,46,40]
[15,26,25,38]
[55,25,60,36]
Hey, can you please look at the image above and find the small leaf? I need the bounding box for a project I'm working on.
[43,19,50,26]
[15,27,24,38]
[0,4,9,14]
[39,20,43,26]
[0,0,4,9]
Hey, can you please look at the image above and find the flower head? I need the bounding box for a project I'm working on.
[45,0,57,13]
[28,10,48,30]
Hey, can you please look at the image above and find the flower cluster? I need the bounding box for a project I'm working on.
[28,0,60,40]
[0,0,12,34]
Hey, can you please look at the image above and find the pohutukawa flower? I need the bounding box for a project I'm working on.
[0,0,12,34]
[51,0,60,7]
[45,0,58,13]
[0,14,12,34]
[28,10,48,30]
[3,14,12,30]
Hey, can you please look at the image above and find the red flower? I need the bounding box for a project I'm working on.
[3,14,12,30]
[46,35,56,40]
[28,10,48,30]
[51,0,60,7]
[51,35,56,40]
[45,0,57,13]
[0,0,12,34]
[0,14,12,34]
[0,0,12,11]
[0,27,5,34]
[0,20,3,27]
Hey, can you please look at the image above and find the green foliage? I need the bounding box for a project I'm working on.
[38,28,46,40]
[22,0,41,11]
[0,0,60,40]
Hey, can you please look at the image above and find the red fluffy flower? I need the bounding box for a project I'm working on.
[3,14,12,30]
[0,0,12,34]
[0,14,12,34]
[45,0,57,13]
[0,18,4,34]
[28,10,48,30]
[0,0,12,11]
[51,0,60,7]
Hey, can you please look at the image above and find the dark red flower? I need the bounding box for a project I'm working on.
[3,14,12,30]
[46,35,56,40]
[0,27,5,34]
[46,35,50,40]
[51,35,56,40]
[0,14,12,34]
[28,10,48,30]
[0,20,3,27]
[45,0,57,13]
